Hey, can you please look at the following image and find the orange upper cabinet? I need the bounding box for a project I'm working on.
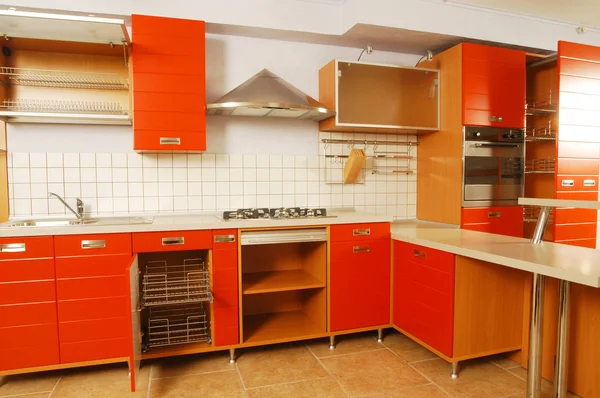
[462,43,526,129]
[318,60,440,133]
[131,15,206,152]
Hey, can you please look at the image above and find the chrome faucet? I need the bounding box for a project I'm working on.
[48,192,84,220]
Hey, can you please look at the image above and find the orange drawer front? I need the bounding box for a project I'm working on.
[461,206,523,224]
[0,258,55,283]
[557,141,600,159]
[57,276,127,301]
[554,223,597,241]
[133,130,206,152]
[58,296,129,322]
[132,14,205,38]
[133,73,205,94]
[555,239,597,249]
[556,158,600,175]
[60,337,130,364]
[0,344,60,371]
[132,53,204,75]
[0,236,54,260]
[56,254,132,279]
[556,176,599,191]
[463,43,525,65]
[55,234,132,257]
[330,223,390,242]
[394,241,455,274]
[132,230,212,253]
[133,111,205,131]
[132,34,204,56]
[59,317,130,343]
[0,302,57,327]
[213,230,238,249]
[0,323,58,349]
[555,208,598,224]
[0,280,56,305]
[132,92,205,113]
[556,191,599,201]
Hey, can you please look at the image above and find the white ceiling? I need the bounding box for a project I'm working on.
[450,0,600,28]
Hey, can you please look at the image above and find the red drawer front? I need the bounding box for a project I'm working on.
[556,176,599,191]
[556,191,599,201]
[559,58,600,80]
[330,223,390,242]
[558,125,600,143]
[132,14,205,38]
[559,41,600,64]
[556,158,599,175]
[559,109,600,128]
[133,92,205,113]
[0,258,55,283]
[405,259,453,295]
[213,248,238,288]
[133,130,207,152]
[0,280,56,305]
[132,230,212,253]
[133,34,204,56]
[0,236,54,260]
[213,287,238,309]
[56,254,131,279]
[555,239,597,249]
[554,223,597,241]
[463,43,525,65]
[0,302,57,327]
[559,76,600,97]
[394,241,454,274]
[0,344,59,371]
[133,111,205,132]
[0,323,58,349]
[58,296,129,322]
[555,208,598,224]
[60,337,129,364]
[57,276,127,300]
[213,325,239,347]
[59,317,130,343]
[330,239,390,332]
[133,73,205,94]
[461,206,523,224]
[557,141,600,159]
[55,233,132,257]
[400,296,454,357]
[132,53,204,75]
[213,229,238,249]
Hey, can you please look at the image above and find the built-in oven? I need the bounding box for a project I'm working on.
[462,126,525,207]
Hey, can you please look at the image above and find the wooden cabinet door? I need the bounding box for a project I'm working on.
[330,238,390,332]
[131,15,206,152]
[462,43,525,129]
[212,230,239,346]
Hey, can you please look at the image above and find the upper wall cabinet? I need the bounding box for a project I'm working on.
[0,9,131,125]
[319,60,440,134]
[131,15,206,152]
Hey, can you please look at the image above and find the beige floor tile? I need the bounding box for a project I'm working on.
[308,333,383,358]
[246,377,346,398]
[506,367,580,398]
[236,344,328,388]
[413,358,525,398]
[150,351,234,379]
[365,383,449,397]
[490,354,522,370]
[0,373,59,397]
[320,348,428,396]
[382,331,439,363]
[150,370,245,397]
[1,394,48,398]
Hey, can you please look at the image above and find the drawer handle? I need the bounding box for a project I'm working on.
[214,234,236,243]
[352,228,371,236]
[353,245,370,253]
[81,240,106,249]
[488,212,502,218]
[583,179,596,187]
[162,237,184,246]
[561,179,574,187]
[413,250,426,259]
[160,137,181,145]
[0,243,26,253]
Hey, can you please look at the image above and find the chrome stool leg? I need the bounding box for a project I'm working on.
[229,348,236,364]
[450,362,459,379]
[377,328,384,343]
[329,335,336,350]
[553,280,570,398]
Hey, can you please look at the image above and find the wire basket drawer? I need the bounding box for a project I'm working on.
[147,304,211,348]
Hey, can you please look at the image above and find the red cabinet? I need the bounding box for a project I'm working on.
[461,206,524,237]
[131,15,206,152]
[132,230,212,252]
[462,43,526,129]
[330,223,391,332]
[212,230,239,346]
[393,241,455,357]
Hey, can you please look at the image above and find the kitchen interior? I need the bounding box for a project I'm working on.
[1,1,600,398]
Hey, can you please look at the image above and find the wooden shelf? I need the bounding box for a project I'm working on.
[243,311,325,344]
[242,269,325,295]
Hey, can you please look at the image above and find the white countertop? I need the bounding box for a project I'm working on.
[392,220,600,288]
[0,210,392,238]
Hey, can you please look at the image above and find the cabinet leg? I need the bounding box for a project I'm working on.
[329,335,336,350]
[377,328,384,343]
[450,362,459,379]
[229,348,236,364]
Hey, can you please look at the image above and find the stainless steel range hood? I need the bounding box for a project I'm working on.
[206,69,335,121]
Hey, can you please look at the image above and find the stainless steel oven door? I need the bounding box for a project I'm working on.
[463,141,524,207]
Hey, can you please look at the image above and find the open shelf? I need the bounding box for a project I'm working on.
[243,269,325,295]
[243,311,324,344]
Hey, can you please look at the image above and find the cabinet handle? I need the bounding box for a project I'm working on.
[162,237,184,246]
[488,211,502,218]
[413,249,426,259]
[0,243,26,253]
[583,179,596,187]
[160,137,181,145]
[353,245,371,253]
[489,115,503,122]
[81,240,106,249]
[561,179,574,187]
[352,228,371,236]
[214,234,236,243]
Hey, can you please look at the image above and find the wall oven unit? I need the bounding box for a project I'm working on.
[463,126,525,207]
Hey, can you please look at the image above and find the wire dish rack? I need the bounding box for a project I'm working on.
[1,99,128,115]
[0,67,129,90]
[142,258,213,307]
[525,158,556,174]
[146,304,211,348]
[525,127,556,141]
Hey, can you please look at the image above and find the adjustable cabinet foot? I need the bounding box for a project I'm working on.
[329,335,336,350]
[377,328,384,343]
[229,348,236,364]
[450,362,459,379]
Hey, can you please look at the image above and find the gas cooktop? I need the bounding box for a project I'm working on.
[222,208,336,220]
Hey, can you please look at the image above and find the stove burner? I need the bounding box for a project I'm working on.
[222,208,329,220]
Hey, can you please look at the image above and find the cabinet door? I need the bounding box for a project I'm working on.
[212,230,239,346]
[330,238,390,332]
[461,206,524,237]
[127,255,141,392]
[462,43,525,129]
[131,15,206,152]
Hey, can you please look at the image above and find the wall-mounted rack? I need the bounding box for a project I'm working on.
[525,158,556,174]
[0,67,129,90]
[526,127,556,141]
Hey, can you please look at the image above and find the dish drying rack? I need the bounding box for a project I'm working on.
[1,99,128,115]
[526,126,556,141]
[526,93,557,116]
[146,304,211,348]
[321,137,418,184]
[0,67,129,90]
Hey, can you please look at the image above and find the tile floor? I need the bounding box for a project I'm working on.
[0,331,582,398]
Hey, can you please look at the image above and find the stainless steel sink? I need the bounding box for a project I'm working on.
[2,216,153,228]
